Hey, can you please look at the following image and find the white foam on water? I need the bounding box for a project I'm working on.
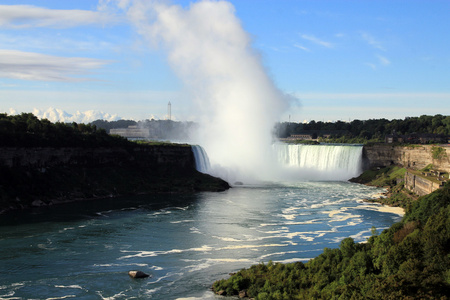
[190,226,202,234]
[275,257,314,264]
[358,204,405,216]
[170,220,194,224]
[350,229,372,242]
[258,250,302,261]
[119,245,214,260]
[54,285,84,290]
[176,291,217,300]
[46,296,76,300]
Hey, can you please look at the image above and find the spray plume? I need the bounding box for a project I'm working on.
[109,0,291,182]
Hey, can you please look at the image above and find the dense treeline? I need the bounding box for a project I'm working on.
[275,114,450,141]
[3,113,449,146]
[0,113,130,147]
[213,182,450,299]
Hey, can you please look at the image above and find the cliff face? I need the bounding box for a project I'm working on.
[0,145,194,169]
[0,145,229,213]
[363,144,450,173]
[404,170,444,196]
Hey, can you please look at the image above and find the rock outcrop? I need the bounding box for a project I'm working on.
[363,144,450,173]
[128,270,150,278]
[404,170,445,196]
[0,144,230,213]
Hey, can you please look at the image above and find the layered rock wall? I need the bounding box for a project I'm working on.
[0,145,229,213]
[404,171,444,196]
[363,144,450,173]
[0,145,195,170]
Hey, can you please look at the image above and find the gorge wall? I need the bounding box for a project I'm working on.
[363,144,450,173]
[0,145,229,213]
[0,145,194,170]
[404,170,444,196]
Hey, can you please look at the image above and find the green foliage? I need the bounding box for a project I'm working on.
[351,166,406,186]
[275,114,450,143]
[213,184,450,299]
[0,113,130,148]
[421,164,434,172]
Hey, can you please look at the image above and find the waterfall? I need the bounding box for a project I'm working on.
[193,143,363,182]
[191,145,211,174]
[273,143,363,181]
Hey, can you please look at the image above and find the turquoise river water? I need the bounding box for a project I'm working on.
[0,180,402,299]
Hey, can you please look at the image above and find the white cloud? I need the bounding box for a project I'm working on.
[294,44,310,52]
[365,62,377,70]
[32,107,120,123]
[377,54,391,66]
[300,34,333,48]
[0,49,112,81]
[0,4,116,29]
[360,32,385,51]
[98,0,132,11]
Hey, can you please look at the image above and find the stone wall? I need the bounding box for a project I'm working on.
[404,171,443,196]
[363,144,450,173]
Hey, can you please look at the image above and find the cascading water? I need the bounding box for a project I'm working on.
[192,145,211,174]
[273,143,364,181]
[192,143,364,182]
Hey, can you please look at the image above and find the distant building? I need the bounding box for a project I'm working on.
[385,133,447,144]
[110,126,150,139]
[290,134,313,140]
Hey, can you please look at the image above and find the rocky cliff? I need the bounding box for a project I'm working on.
[404,170,445,196]
[363,144,450,173]
[0,145,194,169]
[0,144,229,213]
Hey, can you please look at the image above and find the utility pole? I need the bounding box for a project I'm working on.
[168,101,171,121]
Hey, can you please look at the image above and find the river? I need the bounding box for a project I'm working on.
[0,180,402,299]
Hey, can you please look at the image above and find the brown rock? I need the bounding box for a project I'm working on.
[239,290,248,298]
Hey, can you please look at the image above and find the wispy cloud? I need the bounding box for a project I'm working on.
[0,4,116,29]
[377,54,391,66]
[300,34,333,48]
[0,49,112,81]
[360,31,385,51]
[294,92,450,101]
[294,44,310,52]
[365,62,377,70]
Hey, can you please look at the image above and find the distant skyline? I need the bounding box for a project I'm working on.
[1,0,449,123]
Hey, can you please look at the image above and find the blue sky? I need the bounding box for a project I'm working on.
[1,0,449,123]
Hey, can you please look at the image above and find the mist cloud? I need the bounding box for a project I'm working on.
[114,0,292,182]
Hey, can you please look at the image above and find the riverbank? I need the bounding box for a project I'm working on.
[349,165,418,211]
